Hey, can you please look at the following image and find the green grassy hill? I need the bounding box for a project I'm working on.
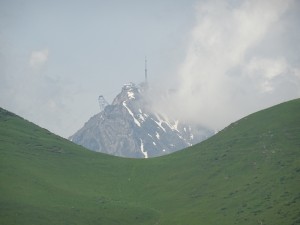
[0,99,299,225]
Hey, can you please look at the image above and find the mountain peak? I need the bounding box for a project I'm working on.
[70,83,213,158]
[112,82,142,105]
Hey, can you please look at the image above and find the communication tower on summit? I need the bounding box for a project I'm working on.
[98,95,108,112]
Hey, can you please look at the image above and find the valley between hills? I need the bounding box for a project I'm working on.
[0,99,299,225]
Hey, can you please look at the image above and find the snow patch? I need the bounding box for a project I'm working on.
[122,101,141,127]
[152,118,166,132]
[140,139,148,158]
[153,142,156,146]
[155,132,160,139]
[138,114,145,122]
[155,113,179,132]
[136,109,146,122]
[173,120,179,131]
[127,91,135,99]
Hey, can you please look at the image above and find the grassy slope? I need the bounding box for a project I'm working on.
[0,99,299,225]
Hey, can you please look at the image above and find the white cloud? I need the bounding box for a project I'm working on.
[151,0,300,131]
[244,57,289,93]
[29,49,49,69]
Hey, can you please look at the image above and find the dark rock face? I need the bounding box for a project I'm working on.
[69,83,213,158]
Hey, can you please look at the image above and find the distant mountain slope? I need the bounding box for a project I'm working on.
[0,98,299,225]
[69,83,213,158]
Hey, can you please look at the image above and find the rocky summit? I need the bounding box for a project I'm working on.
[69,83,213,158]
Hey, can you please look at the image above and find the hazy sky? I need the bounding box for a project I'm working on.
[1,0,299,138]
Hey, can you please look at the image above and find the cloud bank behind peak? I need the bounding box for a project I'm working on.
[152,0,300,131]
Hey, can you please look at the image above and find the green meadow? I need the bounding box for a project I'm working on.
[0,99,299,225]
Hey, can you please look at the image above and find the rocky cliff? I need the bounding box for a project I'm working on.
[69,83,213,158]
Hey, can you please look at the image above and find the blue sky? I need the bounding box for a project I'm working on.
[1,0,299,138]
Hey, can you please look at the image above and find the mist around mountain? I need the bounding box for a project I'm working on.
[1,99,299,225]
[69,82,213,158]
